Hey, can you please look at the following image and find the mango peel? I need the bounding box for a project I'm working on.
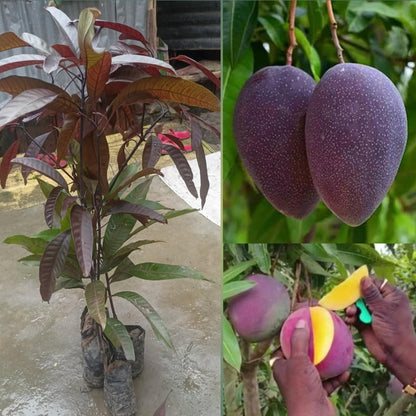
[318,265,369,310]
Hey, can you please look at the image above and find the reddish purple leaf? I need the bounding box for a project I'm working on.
[61,195,77,218]
[0,139,20,188]
[0,88,58,128]
[22,132,52,183]
[109,41,150,56]
[12,157,68,191]
[0,54,45,74]
[46,7,79,54]
[171,55,220,88]
[87,51,111,102]
[111,55,175,74]
[0,32,29,52]
[45,186,63,228]
[190,112,220,138]
[117,141,128,169]
[142,135,162,169]
[105,200,166,224]
[162,144,198,199]
[57,116,78,163]
[191,118,209,208]
[153,391,172,416]
[39,229,71,302]
[94,20,151,49]
[52,44,77,58]
[70,205,94,277]
[158,133,186,151]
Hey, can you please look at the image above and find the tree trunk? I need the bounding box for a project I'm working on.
[241,361,261,416]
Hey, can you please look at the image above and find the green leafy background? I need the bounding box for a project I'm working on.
[223,0,416,243]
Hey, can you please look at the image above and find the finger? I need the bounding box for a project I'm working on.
[361,277,383,308]
[323,371,350,396]
[290,319,310,358]
[269,349,285,368]
[344,305,358,325]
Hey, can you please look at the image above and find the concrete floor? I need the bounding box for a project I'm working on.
[0,177,221,416]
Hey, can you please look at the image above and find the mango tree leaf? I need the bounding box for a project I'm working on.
[171,55,220,87]
[191,118,209,207]
[46,7,79,54]
[0,54,45,74]
[12,157,68,191]
[0,75,78,113]
[78,7,103,69]
[0,139,20,188]
[111,54,175,74]
[300,253,332,277]
[111,76,220,112]
[293,27,321,81]
[223,313,241,371]
[18,254,41,267]
[104,317,135,360]
[0,32,29,52]
[85,280,107,329]
[56,116,78,163]
[22,132,52,182]
[142,135,162,169]
[223,0,258,68]
[103,213,136,258]
[110,167,162,197]
[105,200,166,224]
[3,234,48,254]
[248,244,271,274]
[223,259,256,283]
[0,89,58,128]
[55,276,84,291]
[223,280,256,300]
[39,230,71,302]
[44,186,63,228]
[162,144,198,199]
[70,205,94,277]
[87,51,111,104]
[153,391,172,416]
[128,262,205,281]
[21,32,54,55]
[114,291,174,349]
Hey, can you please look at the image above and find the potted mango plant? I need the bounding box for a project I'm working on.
[0,6,220,416]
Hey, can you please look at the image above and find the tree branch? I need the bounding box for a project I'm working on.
[326,0,344,63]
[286,0,298,66]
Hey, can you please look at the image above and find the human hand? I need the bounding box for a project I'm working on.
[271,319,349,416]
[345,276,416,386]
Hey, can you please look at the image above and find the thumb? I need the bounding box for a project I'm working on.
[290,319,310,357]
[361,277,383,307]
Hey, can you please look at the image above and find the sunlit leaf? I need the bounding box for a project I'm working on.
[0,54,44,74]
[46,6,79,54]
[0,89,58,127]
[223,259,256,283]
[111,54,175,74]
[111,76,220,112]
[162,144,198,199]
[12,157,68,191]
[114,291,174,349]
[104,317,135,360]
[223,313,241,371]
[21,32,54,56]
[223,280,256,300]
[0,32,29,52]
[87,51,111,102]
[70,205,93,277]
[78,7,103,69]
[0,139,20,189]
[39,230,71,302]
[85,280,107,329]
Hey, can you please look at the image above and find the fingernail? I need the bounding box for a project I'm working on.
[269,357,278,367]
[295,319,306,329]
[361,277,372,290]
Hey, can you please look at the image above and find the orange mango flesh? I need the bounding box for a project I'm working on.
[318,265,369,310]
[310,306,334,365]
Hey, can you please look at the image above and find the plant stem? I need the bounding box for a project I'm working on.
[304,267,312,305]
[326,0,344,63]
[105,273,117,319]
[382,394,414,416]
[241,360,261,416]
[78,76,87,207]
[286,0,297,66]
[291,261,302,311]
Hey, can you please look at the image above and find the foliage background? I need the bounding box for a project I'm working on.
[223,243,416,416]
[223,0,416,243]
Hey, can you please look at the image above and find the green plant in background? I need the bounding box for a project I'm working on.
[0,6,219,413]
[223,243,416,416]
[223,0,416,243]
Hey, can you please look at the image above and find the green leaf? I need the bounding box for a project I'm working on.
[223,47,254,179]
[128,262,206,281]
[222,313,241,371]
[258,15,287,48]
[300,253,332,277]
[248,244,271,274]
[114,291,174,350]
[18,254,41,267]
[307,0,326,44]
[223,0,258,69]
[293,27,321,81]
[85,280,107,329]
[223,259,256,283]
[223,281,256,300]
[4,234,48,254]
[301,244,334,262]
[104,317,135,361]
[103,213,136,258]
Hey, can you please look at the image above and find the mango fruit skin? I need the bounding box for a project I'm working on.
[280,306,354,379]
[305,63,407,226]
[228,274,290,343]
[233,65,319,219]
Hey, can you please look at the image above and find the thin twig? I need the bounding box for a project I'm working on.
[304,267,312,306]
[291,261,302,311]
[326,0,344,63]
[286,0,298,66]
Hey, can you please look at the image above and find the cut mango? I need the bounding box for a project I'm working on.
[310,306,334,365]
[318,265,369,310]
